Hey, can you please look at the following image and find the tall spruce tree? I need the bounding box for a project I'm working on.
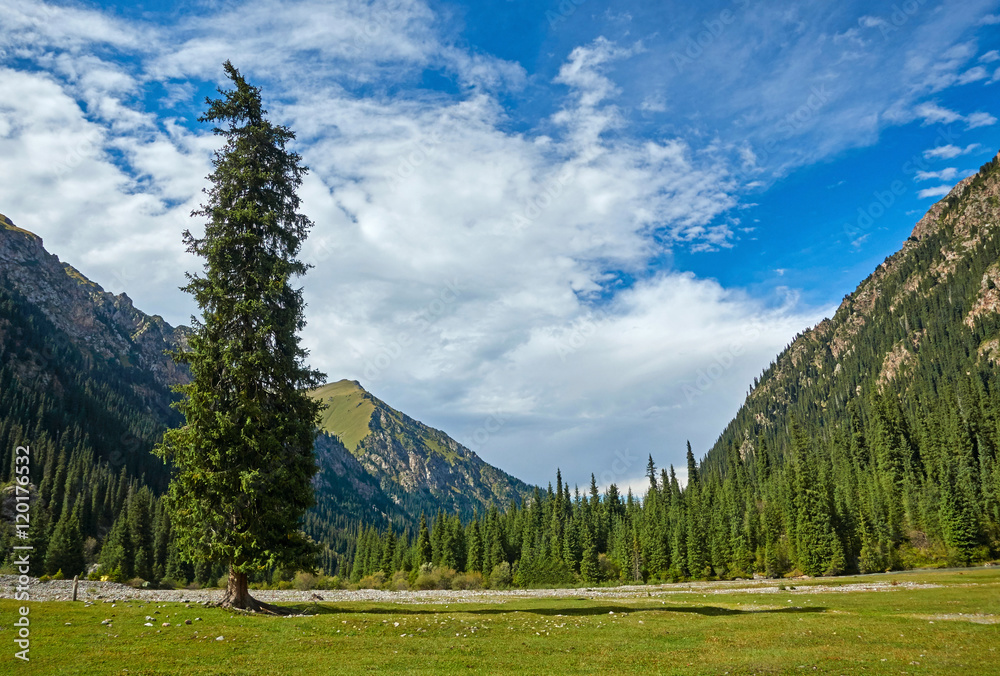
[156,62,324,611]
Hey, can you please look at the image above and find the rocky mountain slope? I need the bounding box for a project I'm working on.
[0,212,531,530]
[309,380,532,520]
[704,150,1000,469]
[0,215,189,483]
[0,213,190,392]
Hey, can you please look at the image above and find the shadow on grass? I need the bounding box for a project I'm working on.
[277,603,827,618]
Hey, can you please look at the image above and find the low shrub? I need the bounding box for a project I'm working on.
[293,572,317,591]
[488,562,513,589]
[358,571,387,590]
[413,566,455,590]
[315,575,345,590]
[452,572,484,590]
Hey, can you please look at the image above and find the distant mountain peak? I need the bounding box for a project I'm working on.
[308,379,531,517]
[0,213,190,389]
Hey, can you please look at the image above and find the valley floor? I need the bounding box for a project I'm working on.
[0,568,997,674]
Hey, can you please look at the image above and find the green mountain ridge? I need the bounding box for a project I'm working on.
[308,379,533,520]
[705,151,1000,470]
[0,216,532,577]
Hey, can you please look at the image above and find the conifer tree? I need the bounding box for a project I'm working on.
[416,514,432,565]
[44,513,84,577]
[99,509,134,580]
[156,62,324,611]
[580,521,600,584]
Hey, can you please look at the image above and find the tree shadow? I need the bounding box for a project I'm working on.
[278,602,827,618]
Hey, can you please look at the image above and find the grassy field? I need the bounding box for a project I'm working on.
[1,569,997,674]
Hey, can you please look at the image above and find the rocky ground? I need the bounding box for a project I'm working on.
[0,575,942,606]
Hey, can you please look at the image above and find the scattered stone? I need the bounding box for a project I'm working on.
[185,619,192,625]
[216,636,224,641]
[162,622,170,627]
[143,623,153,627]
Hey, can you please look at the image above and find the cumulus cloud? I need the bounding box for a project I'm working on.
[0,0,824,487]
[917,185,955,199]
[915,167,959,181]
[923,143,981,159]
[0,0,989,486]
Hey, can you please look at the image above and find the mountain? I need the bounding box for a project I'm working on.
[352,152,1000,584]
[0,212,533,577]
[308,380,532,520]
[0,214,186,482]
[0,213,190,392]
[705,151,1000,469]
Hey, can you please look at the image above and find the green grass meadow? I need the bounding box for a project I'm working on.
[1,569,997,674]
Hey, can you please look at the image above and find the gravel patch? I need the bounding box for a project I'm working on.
[0,576,942,605]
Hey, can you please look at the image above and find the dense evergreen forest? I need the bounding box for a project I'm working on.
[341,156,1000,585]
[2,154,999,588]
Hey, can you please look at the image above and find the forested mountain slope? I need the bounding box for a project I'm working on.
[0,215,531,580]
[310,380,532,519]
[353,154,1000,585]
[707,154,1000,469]
[695,151,1000,571]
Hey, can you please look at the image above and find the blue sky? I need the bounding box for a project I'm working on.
[1,0,998,492]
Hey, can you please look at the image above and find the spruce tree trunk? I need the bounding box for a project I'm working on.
[221,567,252,609]
[218,565,289,614]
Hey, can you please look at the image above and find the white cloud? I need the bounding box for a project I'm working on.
[915,167,958,181]
[915,102,963,125]
[0,2,809,487]
[923,143,980,159]
[966,111,998,128]
[917,185,955,199]
[956,66,989,84]
[980,14,1000,25]
[981,50,1000,63]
